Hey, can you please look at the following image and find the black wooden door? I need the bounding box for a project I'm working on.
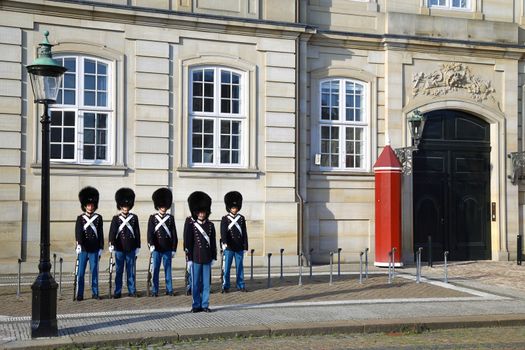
[413,110,491,261]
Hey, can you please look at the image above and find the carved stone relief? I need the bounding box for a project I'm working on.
[412,63,495,103]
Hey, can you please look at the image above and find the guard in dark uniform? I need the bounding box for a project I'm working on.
[221,191,248,293]
[75,186,104,301]
[183,191,217,313]
[108,187,141,298]
[147,187,178,297]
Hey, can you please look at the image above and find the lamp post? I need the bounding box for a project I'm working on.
[26,30,67,338]
[394,110,426,175]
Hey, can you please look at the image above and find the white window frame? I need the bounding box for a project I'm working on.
[428,0,470,10]
[49,55,114,165]
[317,78,369,172]
[189,66,247,168]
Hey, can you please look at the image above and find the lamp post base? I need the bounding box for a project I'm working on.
[31,272,58,338]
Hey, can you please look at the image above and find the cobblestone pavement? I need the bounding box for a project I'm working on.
[1,262,525,349]
[86,326,525,350]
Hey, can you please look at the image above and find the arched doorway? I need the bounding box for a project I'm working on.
[413,110,491,261]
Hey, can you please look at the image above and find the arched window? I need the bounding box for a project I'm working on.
[318,78,368,170]
[49,56,113,164]
[189,66,246,167]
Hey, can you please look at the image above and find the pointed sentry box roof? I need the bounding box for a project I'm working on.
[373,145,402,171]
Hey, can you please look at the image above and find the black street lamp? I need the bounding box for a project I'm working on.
[26,30,67,338]
[394,110,426,175]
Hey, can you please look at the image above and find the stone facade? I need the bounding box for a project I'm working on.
[0,0,523,272]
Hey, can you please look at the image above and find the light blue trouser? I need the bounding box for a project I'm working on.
[223,249,245,290]
[152,250,173,294]
[191,262,211,309]
[115,250,136,295]
[77,251,99,298]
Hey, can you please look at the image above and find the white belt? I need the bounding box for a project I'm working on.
[82,214,99,238]
[118,215,135,238]
[155,214,171,238]
[193,220,210,246]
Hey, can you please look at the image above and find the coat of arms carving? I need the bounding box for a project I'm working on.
[412,63,495,102]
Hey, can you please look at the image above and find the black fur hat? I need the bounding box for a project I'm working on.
[224,191,242,212]
[152,187,172,210]
[115,187,135,210]
[188,191,212,220]
[78,186,99,211]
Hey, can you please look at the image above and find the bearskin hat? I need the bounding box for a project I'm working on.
[152,187,173,210]
[224,191,242,212]
[115,187,135,210]
[188,191,212,220]
[78,186,99,211]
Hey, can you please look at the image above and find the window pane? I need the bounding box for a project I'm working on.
[85,59,96,74]
[97,62,107,75]
[204,98,213,112]
[232,101,239,114]
[204,120,213,133]
[232,135,239,149]
[232,73,240,84]
[84,113,95,127]
[192,134,202,147]
[193,120,202,133]
[51,112,61,126]
[232,122,239,134]
[193,98,202,112]
[204,69,214,82]
[64,128,75,142]
[193,82,202,97]
[64,58,76,72]
[204,83,213,97]
[204,135,213,148]
[221,100,230,113]
[331,108,338,120]
[64,112,75,126]
[321,154,329,167]
[63,145,75,159]
[84,91,95,106]
[97,114,107,128]
[232,151,239,164]
[220,150,230,164]
[97,76,107,90]
[84,75,95,90]
[96,146,106,160]
[192,150,202,163]
[97,92,107,106]
[221,84,230,98]
[232,85,239,99]
[97,130,106,144]
[221,135,229,148]
[51,128,61,142]
[321,140,328,153]
[64,90,75,105]
[221,121,230,133]
[331,155,339,167]
[221,71,230,84]
[84,145,94,159]
[321,107,330,120]
[193,70,203,82]
[64,75,75,89]
[85,129,95,143]
[51,144,61,159]
[203,150,213,163]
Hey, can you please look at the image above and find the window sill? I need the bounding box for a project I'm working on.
[31,163,128,176]
[177,167,260,179]
[308,170,374,181]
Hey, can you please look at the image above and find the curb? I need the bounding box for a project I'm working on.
[3,314,525,349]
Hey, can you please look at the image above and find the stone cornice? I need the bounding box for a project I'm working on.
[0,0,315,39]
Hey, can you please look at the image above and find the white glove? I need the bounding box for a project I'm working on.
[187,261,193,271]
[75,244,81,255]
[98,249,102,258]
[243,250,248,255]
[221,243,227,251]
[211,259,217,267]
[135,248,140,256]
[171,251,176,258]
[109,245,114,253]
[149,245,155,253]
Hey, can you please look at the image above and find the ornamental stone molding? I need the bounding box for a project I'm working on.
[412,63,495,103]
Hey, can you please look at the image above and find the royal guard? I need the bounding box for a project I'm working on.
[75,186,104,301]
[108,187,141,298]
[221,191,248,293]
[183,191,217,313]
[147,187,178,297]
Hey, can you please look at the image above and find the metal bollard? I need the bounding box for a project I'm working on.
[53,253,56,279]
[280,248,284,280]
[59,257,63,298]
[428,235,433,268]
[388,251,392,284]
[17,258,21,298]
[444,251,449,283]
[416,247,422,283]
[309,248,314,279]
[329,252,334,286]
[518,234,523,266]
[392,247,396,279]
[250,249,254,281]
[359,252,363,284]
[337,248,342,277]
[298,252,303,286]
[267,253,272,288]
[365,248,369,279]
